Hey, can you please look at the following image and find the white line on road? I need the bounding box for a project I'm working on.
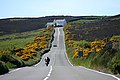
[9,68,22,73]
[44,77,48,80]
[57,28,60,42]
[65,52,73,66]
[34,53,47,67]
[79,66,120,80]
[43,66,53,80]
[34,60,41,66]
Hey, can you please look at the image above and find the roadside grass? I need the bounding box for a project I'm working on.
[66,46,114,74]
[66,46,91,67]
[66,47,74,65]
[66,41,120,74]
[0,38,34,50]
[0,29,42,40]
[0,29,42,50]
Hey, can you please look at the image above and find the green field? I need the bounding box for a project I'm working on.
[0,38,34,50]
[0,29,42,50]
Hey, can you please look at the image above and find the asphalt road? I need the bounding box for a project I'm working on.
[0,27,119,80]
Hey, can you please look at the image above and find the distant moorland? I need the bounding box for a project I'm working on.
[0,16,104,35]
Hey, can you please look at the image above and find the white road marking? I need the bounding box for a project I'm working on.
[65,52,73,66]
[79,66,120,80]
[57,28,60,46]
[9,68,22,73]
[43,77,48,80]
[34,60,41,66]
[43,66,53,80]
[34,53,47,67]
[57,28,60,42]
[49,66,52,73]
[47,73,50,77]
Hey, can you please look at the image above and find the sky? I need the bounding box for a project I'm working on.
[0,0,120,19]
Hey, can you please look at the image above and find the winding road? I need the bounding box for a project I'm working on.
[0,27,119,80]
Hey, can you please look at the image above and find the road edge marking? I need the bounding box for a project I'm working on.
[65,52,73,66]
[79,66,120,80]
[43,66,53,80]
[9,68,21,73]
[63,27,73,66]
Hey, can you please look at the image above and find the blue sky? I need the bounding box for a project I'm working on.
[0,0,120,19]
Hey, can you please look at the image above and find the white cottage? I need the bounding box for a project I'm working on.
[46,19,67,28]
[53,19,67,27]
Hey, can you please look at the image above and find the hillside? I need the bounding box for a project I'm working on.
[64,14,120,74]
[0,16,62,35]
[68,15,120,41]
[0,16,104,36]
[0,27,55,75]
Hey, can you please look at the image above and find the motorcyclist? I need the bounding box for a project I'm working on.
[45,57,50,66]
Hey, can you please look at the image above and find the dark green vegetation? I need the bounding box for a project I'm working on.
[64,14,120,74]
[0,61,9,75]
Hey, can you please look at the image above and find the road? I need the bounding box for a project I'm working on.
[0,27,119,80]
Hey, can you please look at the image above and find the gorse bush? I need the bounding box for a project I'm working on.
[109,51,120,74]
[0,54,24,68]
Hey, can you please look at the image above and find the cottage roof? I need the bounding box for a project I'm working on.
[54,19,66,22]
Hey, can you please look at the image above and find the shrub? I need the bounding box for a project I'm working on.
[77,40,90,48]
[0,61,9,75]
[0,54,24,68]
[109,51,120,74]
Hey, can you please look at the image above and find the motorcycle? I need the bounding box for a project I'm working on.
[45,57,50,66]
